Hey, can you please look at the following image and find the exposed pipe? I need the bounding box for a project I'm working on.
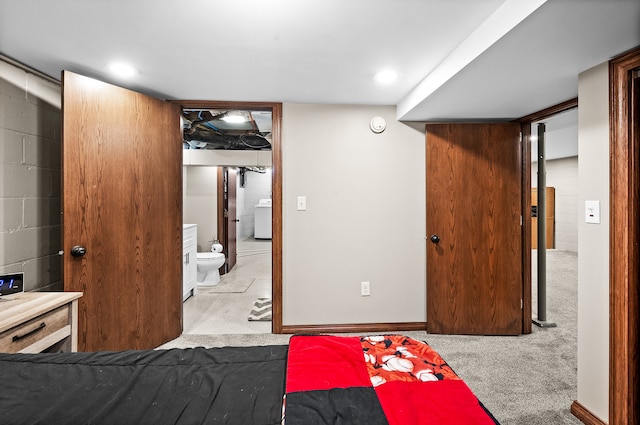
[0,54,60,85]
[533,122,556,328]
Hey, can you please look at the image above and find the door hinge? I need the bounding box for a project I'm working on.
[520,215,523,226]
[519,132,523,142]
[521,299,523,309]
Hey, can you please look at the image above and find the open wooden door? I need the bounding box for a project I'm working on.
[62,71,182,351]
[426,123,523,335]
[226,168,238,272]
[217,167,238,274]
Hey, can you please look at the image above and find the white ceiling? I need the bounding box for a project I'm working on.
[1,0,638,121]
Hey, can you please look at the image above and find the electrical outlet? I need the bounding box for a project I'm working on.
[361,281,370,296]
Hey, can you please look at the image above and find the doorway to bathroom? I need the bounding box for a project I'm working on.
[178,101,282,335]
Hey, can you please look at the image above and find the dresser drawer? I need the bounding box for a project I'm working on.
[0,305,70,353]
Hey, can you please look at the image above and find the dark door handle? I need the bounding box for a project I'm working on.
[70,245,87,257]
[430,235,440,244]
[233,219,240,222]
[13,322,46,341]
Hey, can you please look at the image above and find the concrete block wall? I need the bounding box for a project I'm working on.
[0,59,62,291]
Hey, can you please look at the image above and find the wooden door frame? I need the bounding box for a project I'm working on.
[176,100,283,334]
[607,46,639,425]
[517,98,579,335]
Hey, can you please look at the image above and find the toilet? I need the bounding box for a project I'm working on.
[196,243,225,286]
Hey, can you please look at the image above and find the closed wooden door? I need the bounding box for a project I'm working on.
[62,71,182,351]
[426,123,523,335]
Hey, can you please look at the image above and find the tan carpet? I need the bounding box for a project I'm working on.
[162,250,580,425]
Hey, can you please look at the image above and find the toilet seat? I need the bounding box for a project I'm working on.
[197,252,224,261]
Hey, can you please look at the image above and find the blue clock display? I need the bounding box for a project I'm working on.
[0,273,24,296]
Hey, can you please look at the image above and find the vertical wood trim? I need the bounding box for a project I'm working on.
[270,103,283,333]
[609,46,640,425]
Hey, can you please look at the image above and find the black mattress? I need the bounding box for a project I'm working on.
[0,345,287,425]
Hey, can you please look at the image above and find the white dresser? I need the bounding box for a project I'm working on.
[183,224,198,301]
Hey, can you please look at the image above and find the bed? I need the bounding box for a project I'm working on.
[0,334,499,424]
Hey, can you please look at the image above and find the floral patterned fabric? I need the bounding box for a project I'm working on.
[361,335,460,386]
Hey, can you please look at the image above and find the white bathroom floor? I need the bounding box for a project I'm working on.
[182,237,272,334]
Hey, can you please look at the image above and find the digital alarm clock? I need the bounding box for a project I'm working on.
[0,273,24,296]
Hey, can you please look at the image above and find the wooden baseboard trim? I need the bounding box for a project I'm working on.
[571,401,606,425]
[280,322,427,335]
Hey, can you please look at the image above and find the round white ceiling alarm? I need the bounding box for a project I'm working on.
[369,116,386,133]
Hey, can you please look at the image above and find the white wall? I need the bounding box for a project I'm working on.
[532,156,578,252]
[532,124,578,160]
[576,62,609,422]
[282,104,426,326]
[183,166,218,252]
[238,169,272,239]
[0,59,62,291]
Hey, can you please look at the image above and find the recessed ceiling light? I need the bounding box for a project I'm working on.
[374,70,398,84]
[222,113,247,123]
[108,62,139,78]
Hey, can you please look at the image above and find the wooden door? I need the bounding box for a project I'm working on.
[226,168,238,272]
[217,167,238,274]
[62,71,182,351]
[426,123,522,335]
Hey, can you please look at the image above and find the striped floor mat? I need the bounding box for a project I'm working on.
[248,297,272,321]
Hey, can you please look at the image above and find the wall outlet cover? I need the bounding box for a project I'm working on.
[585,200,600,224]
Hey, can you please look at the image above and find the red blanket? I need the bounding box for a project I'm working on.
[284,335,499,424]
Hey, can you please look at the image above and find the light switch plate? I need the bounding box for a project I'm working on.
[585,200,600,224]
[361,281,370,296]
[297,196,307,211]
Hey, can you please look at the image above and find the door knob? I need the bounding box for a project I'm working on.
[70,245,87,257]
[430,235,440,244]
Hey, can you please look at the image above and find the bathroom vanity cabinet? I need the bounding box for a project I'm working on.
[183,224,198,301]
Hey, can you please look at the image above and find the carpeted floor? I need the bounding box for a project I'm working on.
[160,250,579,425]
